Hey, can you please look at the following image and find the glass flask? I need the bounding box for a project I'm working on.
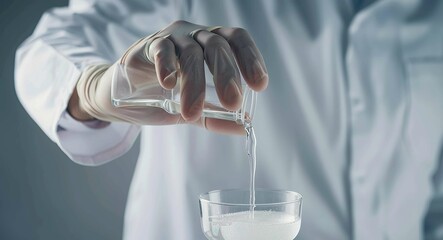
[111,63,257,125]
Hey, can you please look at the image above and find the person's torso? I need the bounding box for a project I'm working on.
[83,0,443,239]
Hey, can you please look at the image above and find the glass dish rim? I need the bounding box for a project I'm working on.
[199,188,303,207]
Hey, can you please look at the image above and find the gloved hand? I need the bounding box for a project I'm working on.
[68,20,268,134]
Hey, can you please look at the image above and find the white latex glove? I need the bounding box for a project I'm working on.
[69,21,268,134]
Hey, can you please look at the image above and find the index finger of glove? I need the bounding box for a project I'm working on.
[148,37,178,89]
[174,36,206,122]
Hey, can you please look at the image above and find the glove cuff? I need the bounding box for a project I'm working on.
[76,64,116,122]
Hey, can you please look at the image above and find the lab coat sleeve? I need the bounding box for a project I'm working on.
[424,148,443,240]
[14,1,176,166]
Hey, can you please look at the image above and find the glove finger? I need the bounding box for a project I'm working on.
[180,114,245,135]
[213,27,268,91]
[148,37,178,89]
[193,30,242,111]
[173,36,206,122]
[205,118,245,135]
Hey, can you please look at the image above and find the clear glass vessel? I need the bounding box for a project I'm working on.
[199,189,302,240]
[111,63,257,124]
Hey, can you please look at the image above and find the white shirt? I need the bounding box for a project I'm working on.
[15,0,443,239]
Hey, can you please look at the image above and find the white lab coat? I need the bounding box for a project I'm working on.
[15,0,443,239]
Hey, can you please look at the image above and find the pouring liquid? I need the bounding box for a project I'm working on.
[244,122,256,217]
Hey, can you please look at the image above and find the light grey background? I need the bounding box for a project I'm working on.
[0,0,139,239]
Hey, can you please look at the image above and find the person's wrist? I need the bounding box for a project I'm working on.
[67,87,96,121]
[74,64,114,123]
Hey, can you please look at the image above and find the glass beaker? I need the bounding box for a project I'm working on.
[111,63,257,125]
[199,189,302,240]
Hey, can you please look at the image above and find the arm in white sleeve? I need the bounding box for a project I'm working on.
[15,1,176,165]
[424,147,443,240]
